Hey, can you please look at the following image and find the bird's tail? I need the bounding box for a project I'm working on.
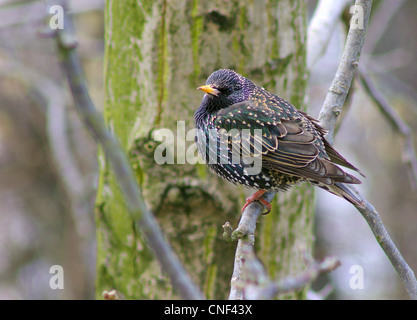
[325,182,365,209]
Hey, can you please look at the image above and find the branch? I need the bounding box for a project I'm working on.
[0,0,104,29]
[307,0,352,70]
[50,2,203,300]
[226,192,275,300]
[225,194,335,300]
[244,256,340,300]
[318,0,372,143]
[229,242,340,300]
[358,69,417,190]
[317,0,417,300]
[357,199,417,299]
[0,61,96,239]
[363,0,406,53]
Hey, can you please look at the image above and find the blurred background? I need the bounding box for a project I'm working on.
[0,0,415,299]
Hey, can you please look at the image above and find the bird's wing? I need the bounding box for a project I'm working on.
[299,110,365,176]
[213,101,361,185]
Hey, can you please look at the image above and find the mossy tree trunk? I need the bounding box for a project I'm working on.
[96,0,311,299]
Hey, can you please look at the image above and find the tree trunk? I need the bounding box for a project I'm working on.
[97,0,311,299]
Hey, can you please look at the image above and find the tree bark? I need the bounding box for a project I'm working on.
[97,0,310,299]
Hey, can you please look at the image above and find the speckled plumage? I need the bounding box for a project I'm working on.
[195,69,364,211]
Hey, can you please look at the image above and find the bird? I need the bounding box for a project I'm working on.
[194,69,364,213]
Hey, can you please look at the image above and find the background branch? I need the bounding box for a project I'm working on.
[0,0,104,29]
[357,199,417,298]
[317,0,417,300]
[244,256,340,300]
[307,0,352,70]
[358,69,417,190]
[0,61,95,240]
[318,0,371,142]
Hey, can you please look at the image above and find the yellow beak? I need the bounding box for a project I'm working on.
[197,85,220,96]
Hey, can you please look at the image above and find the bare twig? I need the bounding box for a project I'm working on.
[232,192,275,241]
[228,237,257,300]
[228,192,275,300]
[51,2,203,300]
[318,0,372,143]
[317,0,417,299]
[0,0,104,29]
[243,253,340,300]
[358,69,417,190]
[229,240,340,300]
[307,0,352,70]
[357,199,417,299]
[0,61,96,240]
[363,0,406,53]
[306,284,333,300]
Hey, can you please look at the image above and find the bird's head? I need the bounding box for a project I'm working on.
[197,69,253,113]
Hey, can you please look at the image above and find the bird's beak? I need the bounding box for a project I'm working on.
[197,85,220,97]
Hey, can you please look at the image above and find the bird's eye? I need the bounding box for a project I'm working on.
[217,87,231,95]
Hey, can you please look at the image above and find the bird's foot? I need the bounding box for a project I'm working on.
[241,189,271,214]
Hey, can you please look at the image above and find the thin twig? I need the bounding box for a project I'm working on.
[317,0,417,300]
[357,199,417,299]
[228,192,275,300]
[229,240,340,300]
[228,236,257,300]
[363,0,406,53]
[306,284,334,300]
[358,69,417,190]
[51,2,203,300]
[318,0,372,143]
[0,0,104,29]
[0,61,96,240]
[243,253,340,300]
[232,191,275,241]
[307,0,352,70]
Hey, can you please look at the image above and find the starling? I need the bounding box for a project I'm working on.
[195,69,364,213]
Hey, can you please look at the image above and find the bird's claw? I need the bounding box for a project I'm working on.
[241,190,271,214]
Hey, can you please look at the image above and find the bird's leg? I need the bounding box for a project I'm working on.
[241,189,272,214]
